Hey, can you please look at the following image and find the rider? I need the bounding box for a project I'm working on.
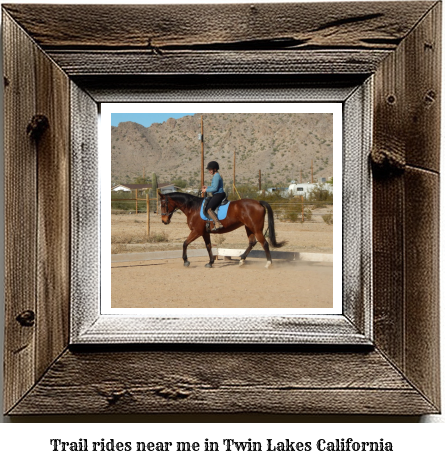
[202,161,225,231]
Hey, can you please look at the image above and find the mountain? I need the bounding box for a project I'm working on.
[111,113,333,188]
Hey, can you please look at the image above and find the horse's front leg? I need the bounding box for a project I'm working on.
[183,230,201,267]
[202,232,214,268]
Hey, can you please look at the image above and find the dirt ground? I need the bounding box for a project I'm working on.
[111,210,333,309]
[112,257,332,308]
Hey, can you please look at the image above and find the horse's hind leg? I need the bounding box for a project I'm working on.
[254,230,272,269]
[239,226,257,267]
[202,232,215,268]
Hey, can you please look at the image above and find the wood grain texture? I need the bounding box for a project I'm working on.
[2,2,435,49]
[8,349,437,415]
[70,83,99,340]
[35,43,71,380]
[372,3,441,411]
[404,168,440,408]
[47,50,390,76]
[372,38,406,369]
[3,12,37,414]
[404,2,441,172]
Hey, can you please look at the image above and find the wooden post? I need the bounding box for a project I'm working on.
[156,189,159,214]
[146,193,150,236]
[201,115,204,197]
[135,189,138,215]
[259,169,261,191]
[233,149,236,194]
[301,195,304,223]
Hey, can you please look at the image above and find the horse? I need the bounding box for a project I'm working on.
[159,192,286,268]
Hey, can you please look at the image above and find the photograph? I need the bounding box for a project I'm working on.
[104,106,341,313]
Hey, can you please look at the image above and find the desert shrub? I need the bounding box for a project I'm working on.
[283,210,300,222]
[322,211,333,225]
[307,185,333,203]
[111,234,147,244]
[147,231,169,243]
[302,208,312,221]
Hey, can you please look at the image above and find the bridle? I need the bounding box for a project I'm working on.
[160,195,178,219]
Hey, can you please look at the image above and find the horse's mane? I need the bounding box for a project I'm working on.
[166,192,203,210]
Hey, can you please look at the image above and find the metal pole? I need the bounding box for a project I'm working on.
[201,115,204,197]
[146,193,150,236]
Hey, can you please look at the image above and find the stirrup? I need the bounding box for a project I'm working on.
[212,222,223,231]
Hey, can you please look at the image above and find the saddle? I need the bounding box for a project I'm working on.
[200,194,230,232]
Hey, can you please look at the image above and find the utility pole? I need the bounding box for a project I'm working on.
[259,169,261,191]
[311,159,314,183]
[300,168,302,184]
[201,116,204,197]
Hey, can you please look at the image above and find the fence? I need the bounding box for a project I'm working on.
[111,195,332,227]
[260,200,333,223]
[111,194,160,236]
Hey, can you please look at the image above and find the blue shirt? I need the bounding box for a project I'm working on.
[206,172,224,194]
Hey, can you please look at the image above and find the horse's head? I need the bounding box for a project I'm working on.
[159,193,175,225]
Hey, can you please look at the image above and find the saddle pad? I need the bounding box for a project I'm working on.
[200,200,230,221]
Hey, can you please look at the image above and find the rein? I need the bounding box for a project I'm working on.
[161,195,178,218]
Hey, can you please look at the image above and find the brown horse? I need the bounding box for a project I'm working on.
[159,192,285,268]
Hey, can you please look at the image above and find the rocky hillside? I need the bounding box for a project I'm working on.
[111,113,333,188]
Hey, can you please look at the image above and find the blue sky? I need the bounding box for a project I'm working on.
[111,113,195,127]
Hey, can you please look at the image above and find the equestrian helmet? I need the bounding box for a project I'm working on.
[206,161,219,171]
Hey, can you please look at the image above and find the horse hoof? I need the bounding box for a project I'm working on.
[184,261,190,267]
[265,261,272,269]
[205,263,212,268]
[239,259,245,266]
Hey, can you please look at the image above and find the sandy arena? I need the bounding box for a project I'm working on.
[111,210,333,308]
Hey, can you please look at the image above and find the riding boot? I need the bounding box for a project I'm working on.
[207,208,223,231]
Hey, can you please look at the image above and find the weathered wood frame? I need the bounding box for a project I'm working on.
[3,2,440,415]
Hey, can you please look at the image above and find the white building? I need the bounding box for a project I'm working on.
[111,182,176,194]
[288,180,333,198]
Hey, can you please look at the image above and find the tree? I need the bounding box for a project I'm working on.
[133,176,149,184]
[171,179,187,188]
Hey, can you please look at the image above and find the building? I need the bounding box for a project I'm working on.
[111,182,176,194]
[288,180,333,198]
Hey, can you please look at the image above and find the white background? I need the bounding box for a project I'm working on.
[0,0,444,462]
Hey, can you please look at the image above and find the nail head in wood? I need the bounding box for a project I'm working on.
[26,114,49,140]
[16,310,35,327]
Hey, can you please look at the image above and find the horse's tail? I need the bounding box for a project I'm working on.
[259,201,287,248]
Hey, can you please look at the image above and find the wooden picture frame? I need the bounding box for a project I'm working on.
[3,2,440,415]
